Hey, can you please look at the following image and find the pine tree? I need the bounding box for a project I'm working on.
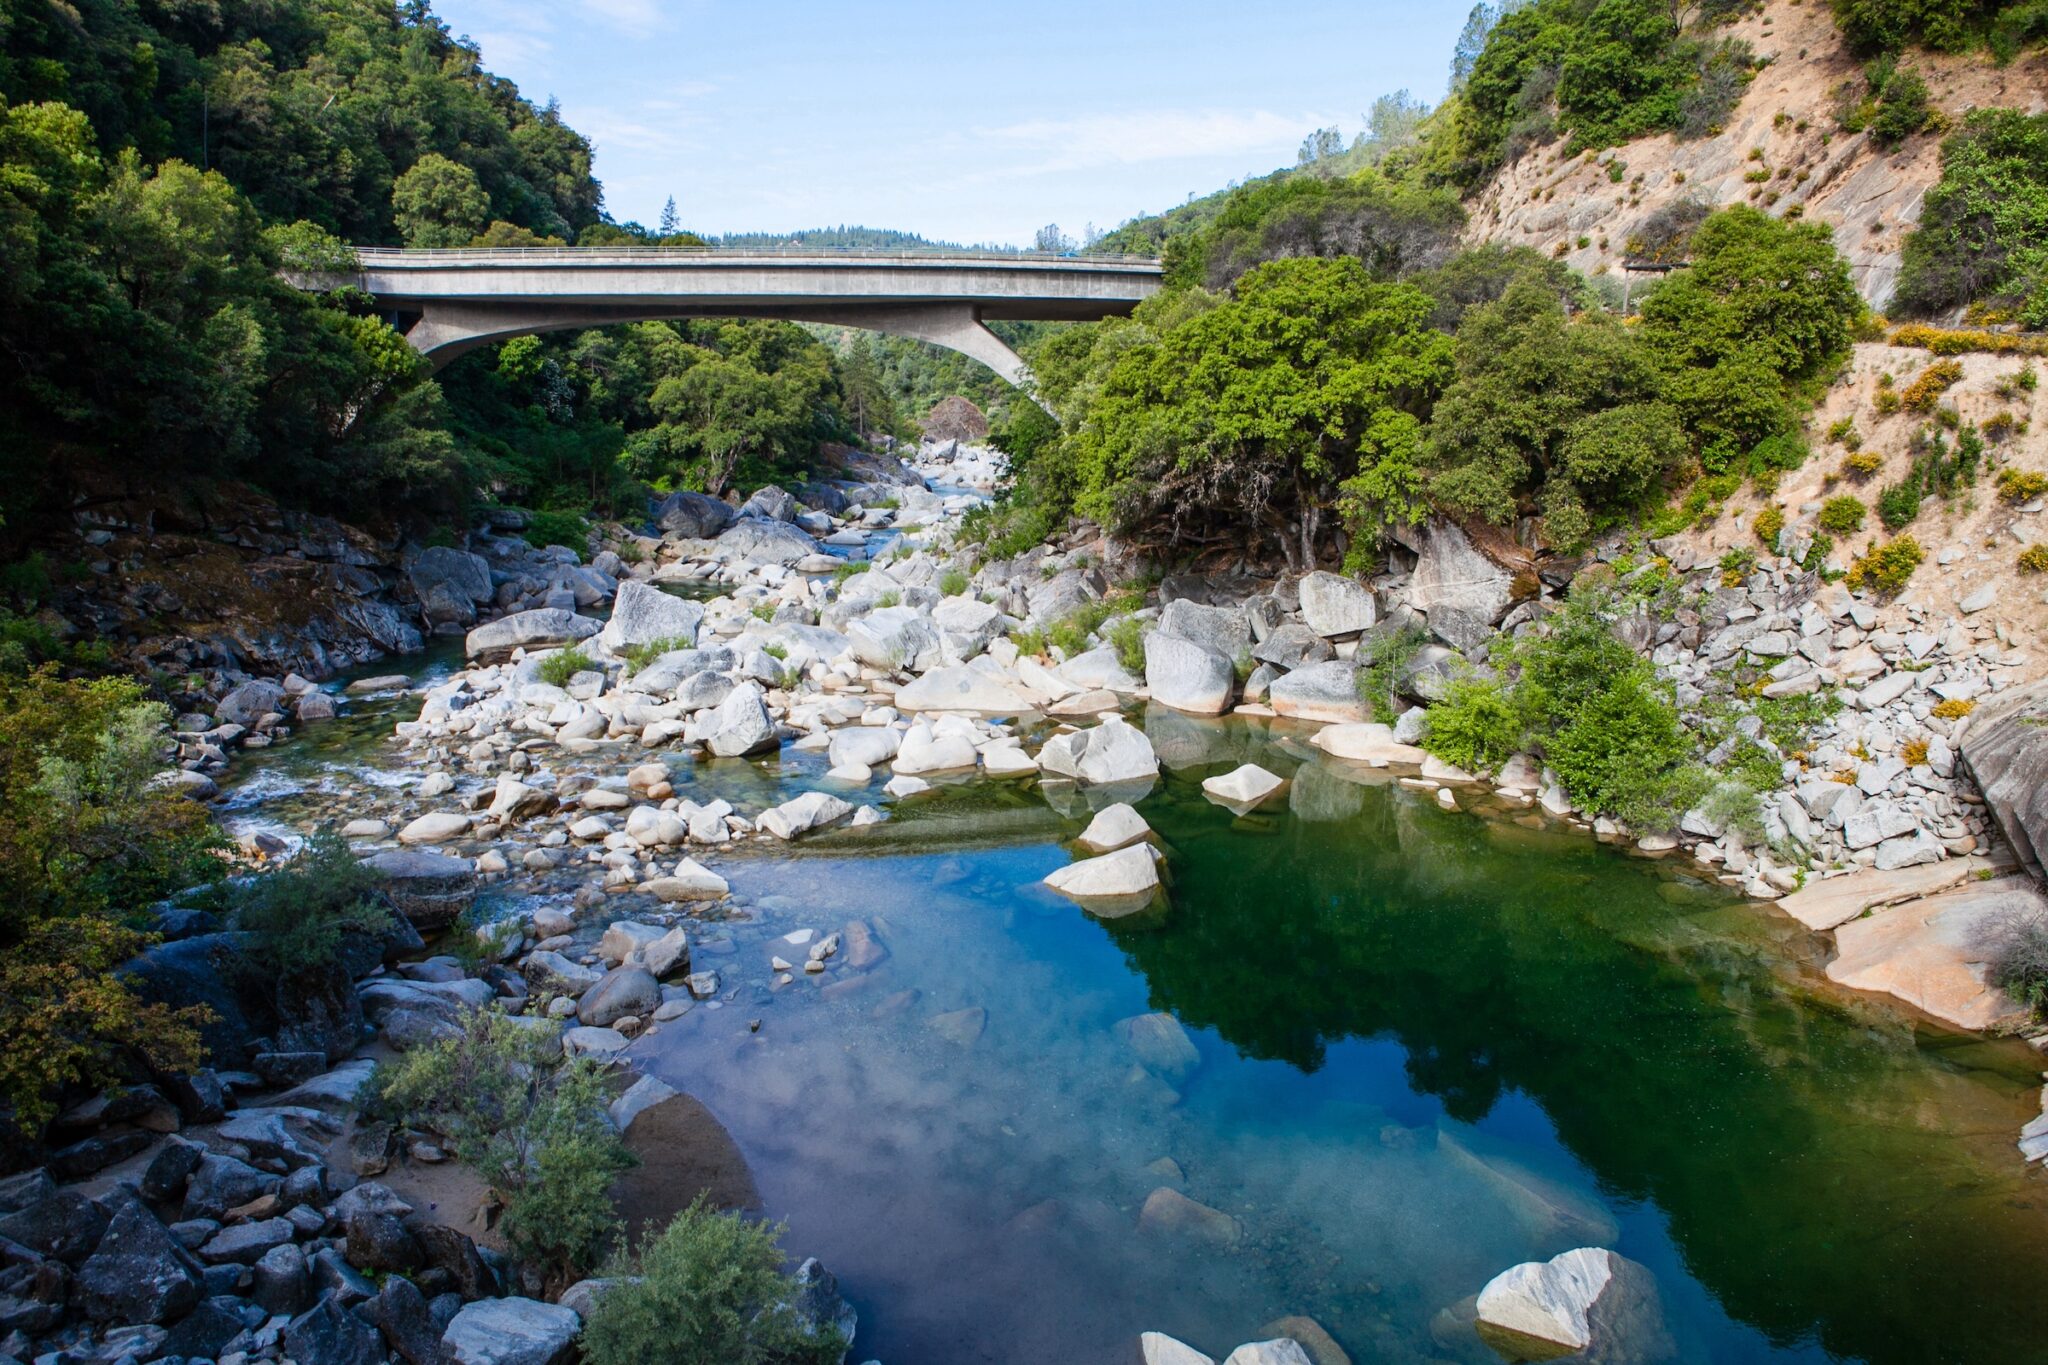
[658,196,679,237]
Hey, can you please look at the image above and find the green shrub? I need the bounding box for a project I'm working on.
[763,642,788,661]
[830,561,870,585]
[618,637,693,675]
[1355,625,1429,725]
[1900,359,1964,410]
[1826,417,1861,446]
[874,590,900,610]
[1998,468,2048,503]
[579,1197,845,1365]
[538,649,597,688]
[1876,477,1922,529]
[939,570,970,597]
[1845,534,1924,595]
[522,508,591,552]
[2020,545,2048,573]
[378,1011,635,1289]
[1819,494,1868,533]
[1843,449,1885,477]
[1544,669,1696,828]
[1424,678,1521,774]
[0,670,226,1133]
[751,604,776,622]
[230,832,392,980]
[1753,504,1785,548]
[1107,617,1148,676]
[1896,109,2048,324]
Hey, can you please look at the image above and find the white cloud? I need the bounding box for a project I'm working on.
[971,107,1340,178]
[581,0,664,35]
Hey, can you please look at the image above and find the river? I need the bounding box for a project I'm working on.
[222,641,2048,1365]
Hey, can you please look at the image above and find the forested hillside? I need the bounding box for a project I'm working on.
[977,0,2048,581]
[0,0,965,557]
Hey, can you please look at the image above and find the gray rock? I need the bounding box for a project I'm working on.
[596,580,704,658]
[197,1218,293,1265]
[253,1241,310,1316]
[410,547,494,626]
[441,1296,581,1365]
[0,1187,106,1263]
[284,1292,385,1365]
[1037,715,1160,786]
[1269,661,1368,723]
[576,966,660,1028]
[141,1137,205,1202]
[1143,632,1234,715]
[521,950,603,996]
[738,484,799,522]
[465,609,601,664]
[847,606,942,672]
[415,1224,499,1302]
[1251,623,1333,670]
[1297,571,1377,637]
[76,1190,204,1324]
[158,1295,251,1360]
[182,1154,281,1222]
[654,490,738,539]
[714,518,820,566]
[700,681,779,758]
[1408,519,1514,624]
[217,679,287,728]
[1156,599,1253,664]
[373,1273,445,1365]
[1960,678,2048,884]
[345,1210,422,1273]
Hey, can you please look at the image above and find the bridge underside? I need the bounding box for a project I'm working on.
[391,298,1113,388]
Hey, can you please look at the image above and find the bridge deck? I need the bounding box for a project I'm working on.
[330,246,1163,379]
[350,247,1162,321]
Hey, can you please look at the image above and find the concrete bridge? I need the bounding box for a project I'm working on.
[329,247,1165,386]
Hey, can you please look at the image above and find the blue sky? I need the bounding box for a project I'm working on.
[431,0,1471,247]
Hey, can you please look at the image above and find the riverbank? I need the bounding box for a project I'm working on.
[16,434,2048,1365]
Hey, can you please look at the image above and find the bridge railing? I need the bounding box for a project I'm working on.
[350,245,1163,267]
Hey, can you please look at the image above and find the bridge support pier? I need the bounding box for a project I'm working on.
[399,300,1031,389]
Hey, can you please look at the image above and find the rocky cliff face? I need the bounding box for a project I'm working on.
[1962,677,2048,883]
[65,482,421,680]
[1465,0,2048,308]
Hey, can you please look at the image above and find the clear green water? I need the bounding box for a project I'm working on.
[228,671,2048,1364]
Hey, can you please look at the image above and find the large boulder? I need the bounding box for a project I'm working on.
[1044,844,1161,901]
[1297,571,1377,638]
[738,484,799,523]
[408,547,494,627]
[847,607,942,672]
[758,790,856,839]
[1144,633,1234,716]
[1960,677,2048,884]
[465,609,600,664]
[360,849,477,931]
[894,665,1037,714]
[1473,1247,1671,1364]
[217,679,287,728]
[1156,599,1252,664]
[1038,715,1160,786]
[933,596,1005,662]
[121,933,266,1068]
[285,1292,386,1365]
[577,966,661,1028]
[653,490,737,540]
[596,580,703,658]
[75,1190,204,1324]
[714,518,819,566]
[1269,661,1368,724]
[699,681,778,758]
[1408,520,1514,625]
[441,1296,581,1365]
[924,395,990,442]
[894,721,979,774]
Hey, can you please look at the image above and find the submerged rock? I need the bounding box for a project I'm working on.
[1473,1247,1671,1364]
[1077,802,1152,853]
[1043,845,1161,901]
